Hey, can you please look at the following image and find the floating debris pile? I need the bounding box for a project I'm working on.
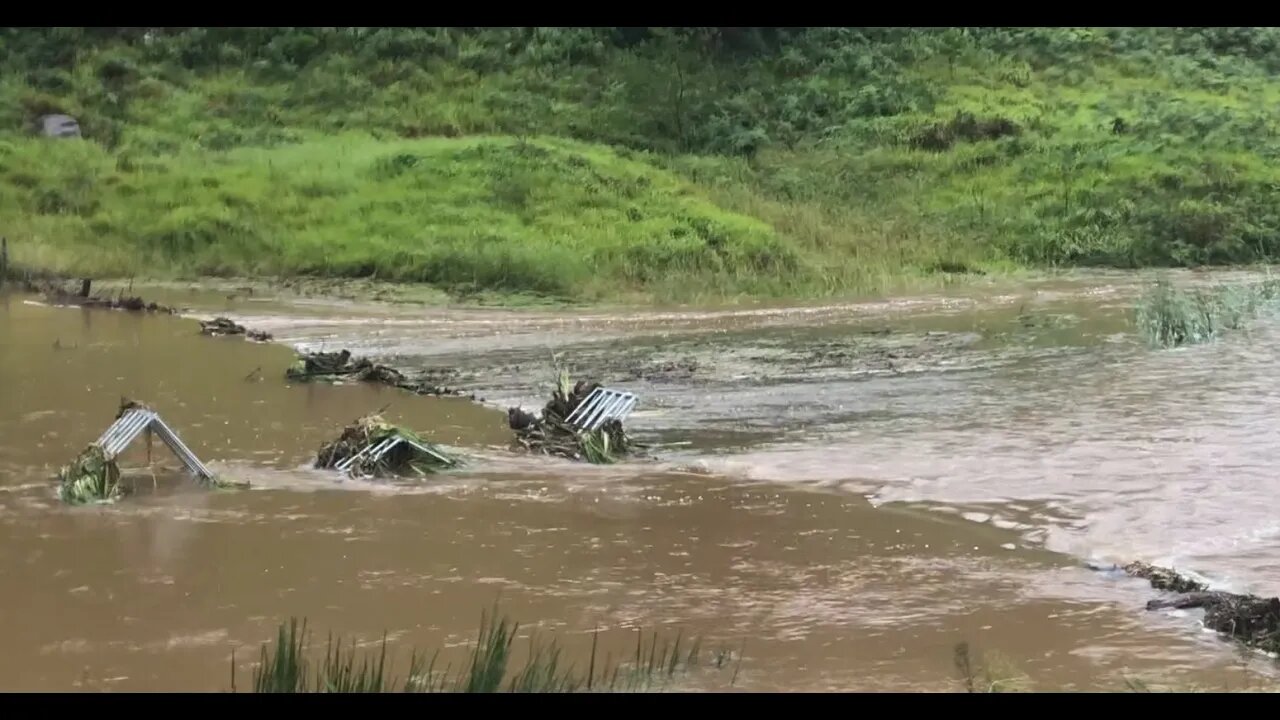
[1120,561,1280,655]
[315,414,459,479]
[1123,560,1208,594]
[287,349,407,384]
[286,349,475,398]
[200,316,273,342]
[508,372,640,464]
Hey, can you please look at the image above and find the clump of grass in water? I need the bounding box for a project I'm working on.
[57,444,123,504]
[1135,276,1280,348]
[952,641,1032,693]
[239,606,738,693]
[578,427,620,464]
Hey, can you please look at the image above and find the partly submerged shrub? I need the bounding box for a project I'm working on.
[57,443,123,504]
[1135,276,1280,348]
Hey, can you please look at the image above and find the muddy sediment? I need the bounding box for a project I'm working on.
[396,329,988,408]
[22,279,181,314]
[804,330,983,373]
[624,358,701,383]
[1120,561,1280,655]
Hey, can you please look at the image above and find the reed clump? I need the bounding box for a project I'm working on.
[239,607,737,693]
[1135,276,1280,348]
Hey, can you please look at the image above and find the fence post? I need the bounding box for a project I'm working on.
[0,237,7,288]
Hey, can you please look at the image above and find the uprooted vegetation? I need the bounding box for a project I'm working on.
[286,349,474,398]
[1135,276,1280,348]
[57,443,123,504]
[199,316,272,341]
[508,370,639,464]
[1120,561,1280,656]
[315,414,459,479]
[22,278,180,314]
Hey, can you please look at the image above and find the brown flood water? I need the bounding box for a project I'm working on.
[2,270,1279,692]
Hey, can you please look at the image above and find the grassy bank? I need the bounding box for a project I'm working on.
[1,134,800,303]
[5,28,1280,304]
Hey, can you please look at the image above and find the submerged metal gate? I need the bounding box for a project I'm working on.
[564,387,639,431]
[334,433,456,477]
[95,409,214,480]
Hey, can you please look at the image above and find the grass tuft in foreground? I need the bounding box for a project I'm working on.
[238,606,738,693]
[1135,275,1280,348]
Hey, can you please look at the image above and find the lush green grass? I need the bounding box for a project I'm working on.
[6,28,1280,304]
[236,608,738,693]
[0,134,801,303]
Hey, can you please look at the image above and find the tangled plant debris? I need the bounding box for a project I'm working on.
[200,316,273,342]
[315,414,459,479]
[286,350,475,399]
[508,370,639,464]
[1119,561,1280,655]
[57,443,124,504]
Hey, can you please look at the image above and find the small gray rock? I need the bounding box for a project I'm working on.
[39,114,81,138]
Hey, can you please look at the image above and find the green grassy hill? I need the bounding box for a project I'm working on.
[4,27,1279,303]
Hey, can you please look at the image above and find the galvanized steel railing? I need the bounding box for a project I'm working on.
[334,434,456,476]
[95,409,214,480]
[564,387,638,431]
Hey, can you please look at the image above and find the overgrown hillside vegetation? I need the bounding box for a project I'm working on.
[3,27,1279,303]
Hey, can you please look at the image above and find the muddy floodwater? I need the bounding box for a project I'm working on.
[3,269,1280,692]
